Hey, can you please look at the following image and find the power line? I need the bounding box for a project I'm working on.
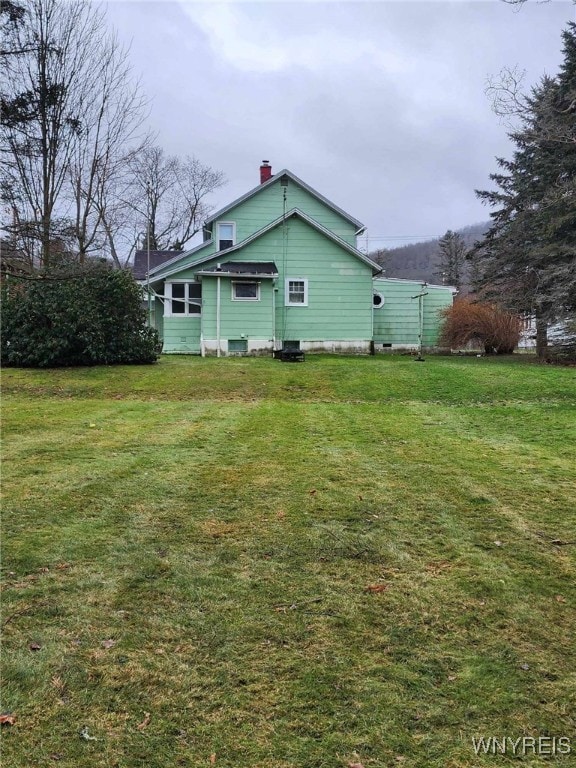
[366,231,487,240]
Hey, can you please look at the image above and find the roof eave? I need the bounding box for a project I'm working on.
[148,239,213,277]
[150,207,380,280]
[196,271,278,279]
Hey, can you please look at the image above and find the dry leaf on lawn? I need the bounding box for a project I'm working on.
[137,712,151,730]
[0,714,16,726]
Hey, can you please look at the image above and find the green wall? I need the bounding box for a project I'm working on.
[373,279,454,347]
[212,177,359,246]
[151,176,361,284]
[162,316,201,354]
[159,215,373,354]
[153,298,164,340]
[197,217,373,346]
[201,278,275,347]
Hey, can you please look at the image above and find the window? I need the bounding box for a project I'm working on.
[166,282,202,316]
[217,222,235,251]
[232,281,259,301]
[285,278,308,306]
[373,292,385,308]
[228,339,248,354]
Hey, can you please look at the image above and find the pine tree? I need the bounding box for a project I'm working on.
[435,230,468,289]
[474,23,576,354]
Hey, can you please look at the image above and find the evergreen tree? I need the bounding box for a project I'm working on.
[435,230,468,289]
[474,23,576,354]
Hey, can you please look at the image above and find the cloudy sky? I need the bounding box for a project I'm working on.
[104,0,575,251]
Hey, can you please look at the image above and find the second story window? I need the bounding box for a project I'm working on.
[217,222,235,251]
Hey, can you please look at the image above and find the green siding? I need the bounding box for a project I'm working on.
[422,290,452,346]
[162,316,201,354]
[224,217,373,343]
[153,298,164,340]
[152,177,360,284]
[201,278,275,344]
[213,177,359,246]
[159,215,373,353]
[373,280,453,347]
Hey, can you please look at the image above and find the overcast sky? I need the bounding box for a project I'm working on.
[104,0,575,251]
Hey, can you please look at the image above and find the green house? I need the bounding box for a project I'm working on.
[145,163,454,355]
[147,162,382,356]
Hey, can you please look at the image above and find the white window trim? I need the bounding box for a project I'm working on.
[217,221,236,251]
[165,281,202,317]
[285,278,308,307]
[231,280,260,301]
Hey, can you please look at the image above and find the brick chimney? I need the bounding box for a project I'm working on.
[260,160,272,184]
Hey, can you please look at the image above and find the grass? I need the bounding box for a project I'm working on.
[1,354,575,767]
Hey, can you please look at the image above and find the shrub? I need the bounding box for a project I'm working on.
[439,297,521,354]
[1,262,161,367]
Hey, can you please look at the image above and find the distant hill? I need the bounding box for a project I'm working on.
[370,222,490,289]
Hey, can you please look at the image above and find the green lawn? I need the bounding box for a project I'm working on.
[2,355,575,767]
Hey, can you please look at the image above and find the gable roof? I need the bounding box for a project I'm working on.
[150,208,381,282]
[148,239,212,277]
[204,169,365,233]
[132,250,182,280]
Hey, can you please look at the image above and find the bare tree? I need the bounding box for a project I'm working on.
[66,28,149,263]
[0,0,148,269]
[126,146,226,252]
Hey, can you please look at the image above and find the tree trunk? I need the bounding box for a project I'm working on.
[535,314,548,358]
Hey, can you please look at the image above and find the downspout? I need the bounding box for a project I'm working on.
[146,184,152,327]
[281,187,288,344]
[411,283,428,362]
[216,275,221,358]
[272,279,276,350]
[370,278,374,347]
[200,281,205,357]
[418,288,424,355]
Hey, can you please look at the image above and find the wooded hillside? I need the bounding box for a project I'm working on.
[371,222,489,289]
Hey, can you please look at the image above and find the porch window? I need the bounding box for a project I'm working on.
[285,278,308,306]
[166,282,202,316]
[232,281,260,301]
[217,222,235,251]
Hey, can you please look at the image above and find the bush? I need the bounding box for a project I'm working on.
[1,262,161,367]
[439,297,521,354]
